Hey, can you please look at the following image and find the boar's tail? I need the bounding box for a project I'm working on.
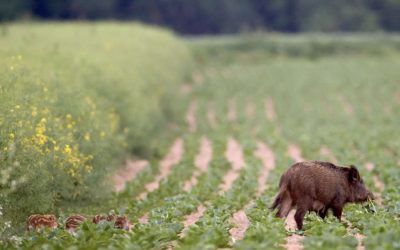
[270,181,288,210]
[270,194,281,210]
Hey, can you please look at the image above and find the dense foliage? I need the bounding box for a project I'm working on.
[1,0,399,33]
[0,23,192,226]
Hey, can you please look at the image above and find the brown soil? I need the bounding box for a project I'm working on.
[185,100,197,133]
[319,146,338,164]
[192,72,204,85]
[251,125,261,137]
[265,97,277,122]
[227,99,237,123]
[207,102,218,129]
[395,91,400,104]
[179,83,193,96]
[383,105,392,116]
[183,137,212,192]
[355,233,366,250]
[138,213,149,224]
[284,210,304,250]
[254,141,276,196]
[229,207,251,243]
[245,101,256,119]
[287,144,305,162]
[343,218,365,250]
[180,204,206,238]
[219,137,244,193]
[339,96,354,117]
[114,160,149,192]
[137,138,184,200]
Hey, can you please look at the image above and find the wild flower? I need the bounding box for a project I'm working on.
[63,145,72,155]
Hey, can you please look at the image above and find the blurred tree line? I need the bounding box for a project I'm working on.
[1,0,399,33]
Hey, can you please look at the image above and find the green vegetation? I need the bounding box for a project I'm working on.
[0,22,192,227]
[1,28,400,249]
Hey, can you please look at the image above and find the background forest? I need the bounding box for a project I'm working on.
[1,0,399,33]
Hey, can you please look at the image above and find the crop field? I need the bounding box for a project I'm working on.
[1,24,400,249]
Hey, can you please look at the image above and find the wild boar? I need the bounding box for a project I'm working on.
[271,161,374,230]
[92,214,130,230]
[92,214,116,224]
[26,214,58,231]
[114,216,131,230]
[65,214,87,231]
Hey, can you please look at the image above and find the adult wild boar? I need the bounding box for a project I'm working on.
[271,161,373,230]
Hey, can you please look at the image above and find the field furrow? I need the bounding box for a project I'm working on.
[183,137,212,192]
[265,97,277,122]
[364,162,385,207]
[137,138,184,200]
[227,99,237,123]
[207,102,218,129]
[186,100,197,133]
[114,160,149,192]
[219,137,245,193]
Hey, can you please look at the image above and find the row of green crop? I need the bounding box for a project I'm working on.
[188,33,400,66]
[0,23,193,228]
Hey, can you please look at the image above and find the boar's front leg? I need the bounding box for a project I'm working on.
[331,205,343,221]
[318,208,328,219]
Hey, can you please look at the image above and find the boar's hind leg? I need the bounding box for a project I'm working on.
[294,199,312,230]
[277,191,292,218]
[294,208,307,230]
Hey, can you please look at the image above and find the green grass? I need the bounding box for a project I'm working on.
[2,30,400,249]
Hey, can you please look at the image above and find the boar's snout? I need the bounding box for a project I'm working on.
[351,181,373,202]
[348,165,374,203]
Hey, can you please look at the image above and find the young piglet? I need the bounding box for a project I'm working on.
[65,214,87,231]
[93,214,131,230]
[92,214,116,224]
[26,214,58,231]
[271,161,374,230]
[114,216,131,230]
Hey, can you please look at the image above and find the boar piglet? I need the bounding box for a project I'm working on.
[271,161,374,230]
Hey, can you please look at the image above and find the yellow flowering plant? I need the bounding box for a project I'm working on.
[0,23,192,224]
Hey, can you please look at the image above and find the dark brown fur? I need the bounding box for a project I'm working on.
[26,214,58,231]
[271,161,373,229]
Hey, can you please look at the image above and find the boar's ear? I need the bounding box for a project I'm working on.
[348,165,360,182]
